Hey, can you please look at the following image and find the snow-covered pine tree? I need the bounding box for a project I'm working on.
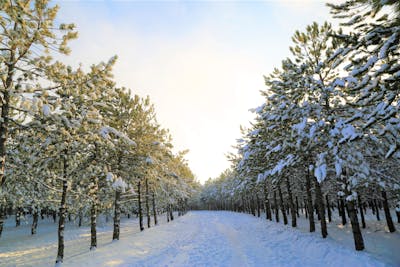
[0,0,77,238]
[327,0,400,158]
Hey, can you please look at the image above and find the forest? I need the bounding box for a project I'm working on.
[0,0,400,266]
[0,0,199,264]
[197,0,400,254]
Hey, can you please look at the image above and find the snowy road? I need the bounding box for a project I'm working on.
[60,211,389,267]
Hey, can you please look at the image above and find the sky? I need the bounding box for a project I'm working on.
[54,0,337,183]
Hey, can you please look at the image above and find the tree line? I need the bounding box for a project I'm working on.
[195,0,400,251]
[0,0,199,264]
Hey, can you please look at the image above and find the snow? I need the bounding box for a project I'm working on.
[379,32,398,59]
[340,124,359,143]
[309,124,317,138]
[99,126,136,146]
[250,103,265,114]
[106,172,114,182]
[270,154,295,175]
[314,163,327,183]
[112,178,127,192]
[346,76,358,86]
[1,211,399,266]
[351,55,378,76]
[43,104,51,117]
[271,144,281,152]
[145,156,154,164]
[249,129,260,137]
[332,78,345,87]
[0,212,178,267]
[292,118,307,134]
[385,144,397,158]
[335,159,342,176]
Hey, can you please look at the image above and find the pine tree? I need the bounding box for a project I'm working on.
[0,0,77,238]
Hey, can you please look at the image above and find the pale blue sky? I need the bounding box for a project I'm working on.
[55,0,337,183]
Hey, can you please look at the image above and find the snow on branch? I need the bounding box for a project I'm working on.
[99,126,136,146]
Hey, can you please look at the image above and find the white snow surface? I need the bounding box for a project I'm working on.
[1,211,398,267]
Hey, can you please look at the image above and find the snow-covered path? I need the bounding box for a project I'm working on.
[0,211,400,267]
[62,211,390,267]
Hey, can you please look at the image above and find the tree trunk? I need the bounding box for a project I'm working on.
[256,194,261,217]
[295,196,300,218]
[374,199,380,221]
[357,194,366,229]
[340,197,347,225]
[347,200,365,251]
[90,202,97,250]
[0,82,10,189]
[152,192,158,226]
[145,179,151,228]
[313,178,327,238]
[304,198,308,218]
[305,168,315,232]
[264,183,272,221]
[78,211,83,227]
[278,184,288,225]
[113,190,121,240]
[326,194,332,223]
[250,197,256,216]
[0,50,14,238]
[167,208,170,222]
[0,204,5,237]
[316,204,321,221]
[41,208,45,220]
[169,205,174,221]
[266,197,272,221]
[15,207,21,227]
[56,153,68,264]
[273,190,279,223]
[285,177,296,227]
[369,200,375,215]
[138,181,144,231]
[381,190,396,232]
[31,209,38,235]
